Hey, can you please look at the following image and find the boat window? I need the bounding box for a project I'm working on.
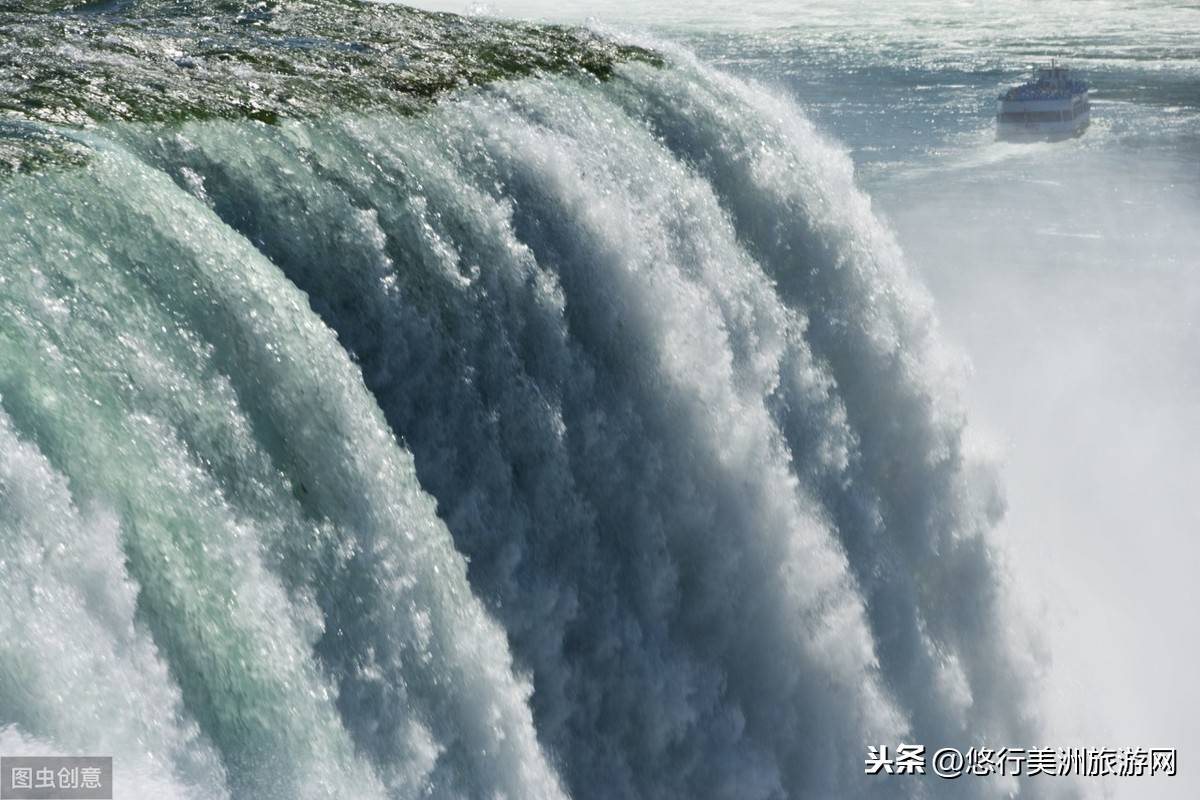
[999,110,1071,124]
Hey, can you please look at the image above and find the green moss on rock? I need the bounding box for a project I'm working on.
[0,0,662,173]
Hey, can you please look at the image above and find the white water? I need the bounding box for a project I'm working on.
[7,3,1192,796]
[415,2,1200,797]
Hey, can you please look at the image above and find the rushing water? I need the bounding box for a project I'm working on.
[2,1,1196,799]
[421,2,1200,798]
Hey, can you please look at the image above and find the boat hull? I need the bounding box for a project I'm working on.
[996,115,1090,141]
[995,92,1090,142]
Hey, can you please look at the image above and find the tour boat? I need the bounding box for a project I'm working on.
[996,62,1090,140]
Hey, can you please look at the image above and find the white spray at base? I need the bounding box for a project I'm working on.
[0,53,1056,799]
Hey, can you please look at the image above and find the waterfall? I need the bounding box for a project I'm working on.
[0,5,1040,798]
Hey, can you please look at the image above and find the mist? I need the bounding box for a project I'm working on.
[879,138,1200,798]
